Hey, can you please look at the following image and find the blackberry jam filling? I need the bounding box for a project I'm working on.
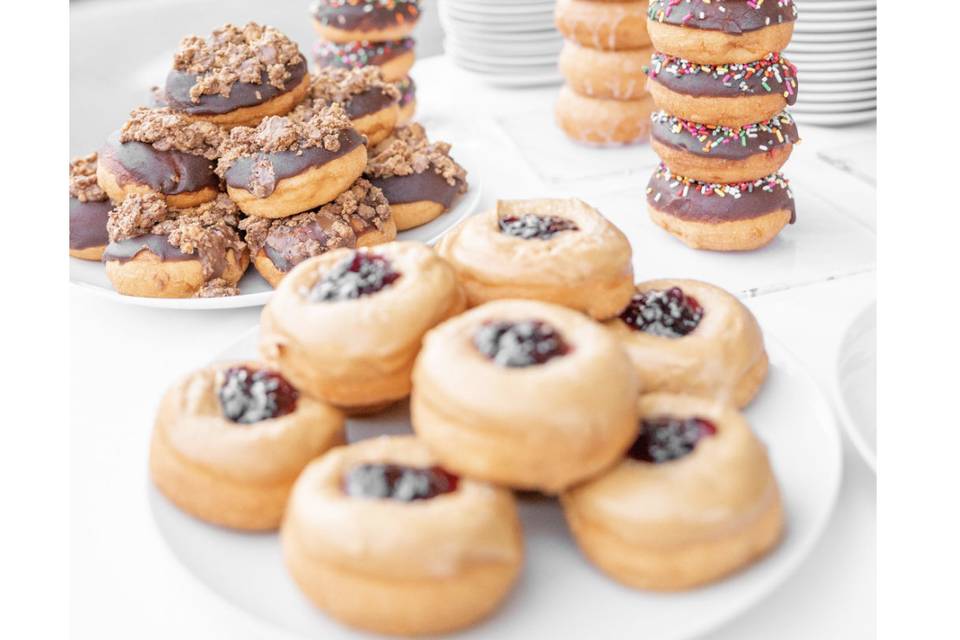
[620,287,703,338]
[218,366,299,424]
[307,251,401,302]
[628,416,717,463]
[498,214,578,240]
[473,320,570,367]
[343,464,459,501]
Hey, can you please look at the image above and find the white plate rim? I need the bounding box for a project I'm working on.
[833,299,877,472]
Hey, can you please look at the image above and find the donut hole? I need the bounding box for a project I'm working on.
[472,320,571,368]
[628,416,717,463]
[305,250,401,302]
[342,463,460,501]
[217,365,300,424]
[620,287,703,337]
[498,214,579,240]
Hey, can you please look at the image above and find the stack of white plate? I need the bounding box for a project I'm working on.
[786,0,877,126]
[440,0,563,87]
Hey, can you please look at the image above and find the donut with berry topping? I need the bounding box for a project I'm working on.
[313,38,416,83]
[311,0,421,44]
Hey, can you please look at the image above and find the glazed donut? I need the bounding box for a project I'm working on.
[646,52,799,128]
[313,38,416,83]
[103,193,250,298]
[69,153,111,261]
[411,299,639,493]
[436,198,634,320]
[561,393,784,590]
[555,85,655,146]
[164,23,310,128]
[647,0,797,65]
[395,76,417,124]
[259,242,465,412]
[559,41,654,100]
[365,124,468,231]
[646,162,795,251]
[97,108,222,209]
[650,110,799,183]
[606,279,768,407]
[150,362,344,530]
[555,0,651,51]
[311,0,421,44]
[218,105,368,219]
[281,435,522,636]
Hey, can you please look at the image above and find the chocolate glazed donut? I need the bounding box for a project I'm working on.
[311,0,421,43]
[69,198,112,260]
[343,88,400,146]
[370,172,462,231]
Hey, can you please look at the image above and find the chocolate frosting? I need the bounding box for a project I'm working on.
[648,0,797,34]
[650,110,799,160]
[311,0,420,32]
[263,217,357,272]
[313,38,415,70]
[100,131,219,195]
[646,164,795,223]
[69,197,112,250]
[102,234,193,263]
[370,171,461,208]
[345,88,396,119]
[396,76,416,106]
[648,53,798,104]
[164,59,308,115]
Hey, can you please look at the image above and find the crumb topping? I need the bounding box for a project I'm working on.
[320,178,391,235]
[69,153,107,202]
[107,192,170,241]
[194,278,241,298]
[366,124,467,189]
[119,107,225,160]
[291,67,400,121]
[240,208,356,268]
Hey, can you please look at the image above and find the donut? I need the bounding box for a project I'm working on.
[411,299,640,494]
[69,153,111,260]
[555,84,655,146]
[561,393,784,590]
[606,279,768,407]
[313,38,416,83]
[96,108,222,209]
[646,162,795,251]
[559,41,654,100]
[647,0,797,65]
[217,104,368,218]
[281,436,522,636]
[555,0,651,51]
[436,198,634,320]
[103,192,250,298]
[164,23,310,128]
[365,124,468,230]
[395,76,417,124]
[150,362,344,530]
[259,242,465,412]
[646,52,799,127]
[650,110,799,183]
[241,178,396,287]
[311,0,421,44]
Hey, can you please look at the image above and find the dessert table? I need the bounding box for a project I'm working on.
[71,54,876,638]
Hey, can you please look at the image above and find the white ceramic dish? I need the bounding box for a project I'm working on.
[799,67,877,82]
[834,301,877,471]
[800,0,876,10]
[793,98,877,114]
[786,47,877,63]
[150,327,843,640]
[796,89,877,104]
[802,78,877,93]
[786,38,877,54]
[793,57,876,72]
[791,110,876,126]
[792,28,876,43]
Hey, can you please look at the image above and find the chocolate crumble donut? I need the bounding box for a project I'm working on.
[97,107,222,209]
[163,22,310,128]
[311,0,421,44]
[647,0,798,65]
[69,153,112,261]
[313,38,416,83]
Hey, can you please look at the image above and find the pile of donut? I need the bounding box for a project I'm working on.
[150,198,784,636]
[69,20,467,299]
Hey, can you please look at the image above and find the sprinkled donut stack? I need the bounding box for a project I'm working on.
[643,0,800,252]
[310,0,421,124]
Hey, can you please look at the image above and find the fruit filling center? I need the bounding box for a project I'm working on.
[473,320,571,367]
[343,463,459,501]
[308,251,401,302]
[498,214,578,240]
[629,416,717,463]
[218,366,299,424]
[620,287,703,337]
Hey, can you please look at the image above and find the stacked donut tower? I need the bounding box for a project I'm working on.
[554,0,656,145]
[309,0,421,124]
[644,0,800,251]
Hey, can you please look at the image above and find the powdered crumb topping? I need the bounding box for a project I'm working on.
[119,107,225,160]
[173,22,303,103]
[240,207,356,269]
[194,278,241,298]
[319,178,391,234]
[107,192,170,241]
[69,153,107,202]
[366,124,467,190]
[290,67,400,121]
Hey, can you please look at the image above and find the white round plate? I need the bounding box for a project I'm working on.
[800,67,877,82]
[446,41,560,66]
[793,57,876,72]
[800,0,876,10]
[834,301,877,471]
[786,38,877,53]
[794,17,876,33]
[447,0,555,14]
[793,98,877,114]
[799,9,876,23]
[792,28,876,42]
[445,6,554,25]
[803,78,877,93]
[792,110,876,126]
[150,328,843,640]
[446,35,563,57]
[786,47,877,63]
[796,89,876,104]
[440,7,557,34]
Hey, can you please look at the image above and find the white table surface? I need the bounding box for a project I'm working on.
[71,55,876,639]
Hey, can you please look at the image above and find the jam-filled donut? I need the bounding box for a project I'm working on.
[103,192,249,298]
[217,105,367,218]
[241,178,396,287]
[259,242,465,412]
[281,435,522,636]
[650,110,799,183]
[313,38,416,83]
[163,22,310,128]
[150,362,344,530]
[412,299,639,493]
[365,124,468,230]
[555,85,655,146]
[561,393,784,590]
[437,198,634,320]
[395,76,417,124]
[311,0,421,44]
[646,52,798,128]
[647,162,795,251]
[97,107,222,209]
[607,279,768,407]
[555,0,651,51]
[69,153,112,260]
[647,0,797,65]
[559,41,654,100]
